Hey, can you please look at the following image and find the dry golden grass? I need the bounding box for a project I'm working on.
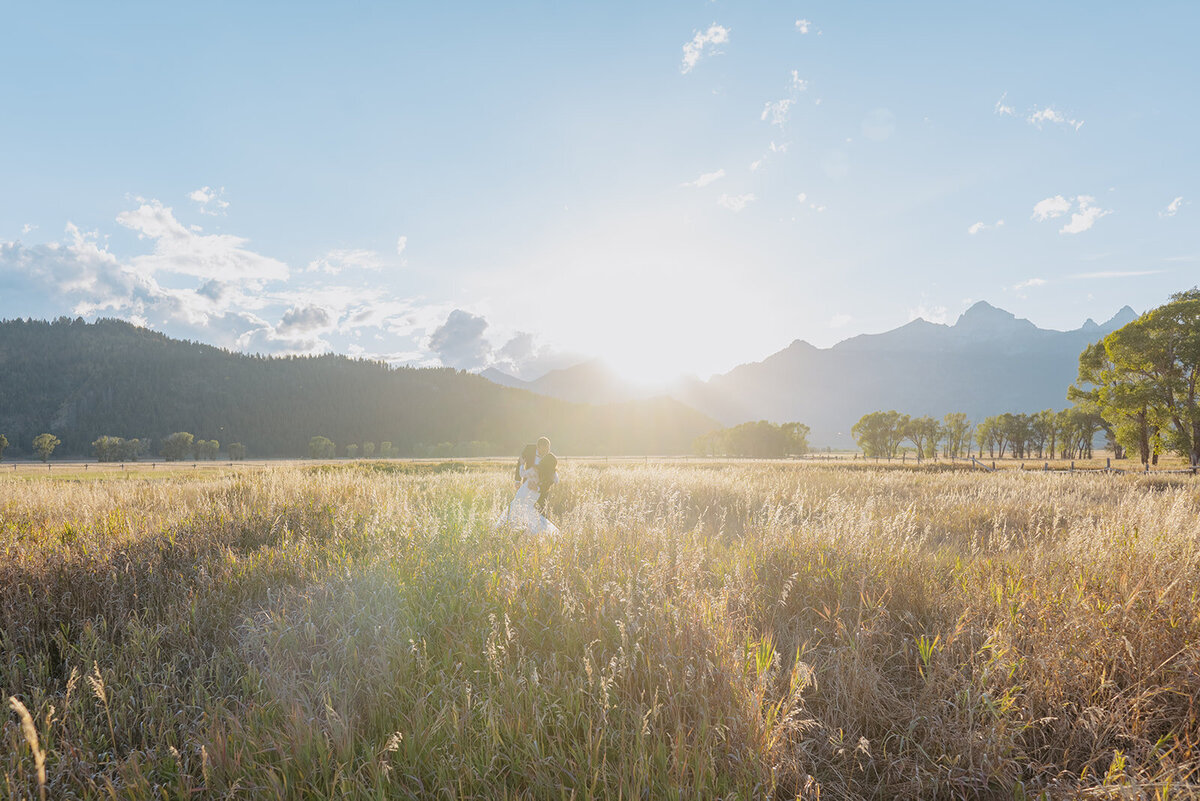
[2,461,1199,799]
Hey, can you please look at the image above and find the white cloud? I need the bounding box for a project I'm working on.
[717,193,756,212]
[1059,196,1111,234]
[306,248,384,274]
[0,199,454,362]
[277,304,334,335]
[681,168,726,188]
[117,199,289,281]
[426,310,579,377]
[829,313,852,328]
[21,223,37,234]
[491,331,583,381]
[1028,106,1083,131]
[967,219,1004,235]
[1032,195,1072,221]
[795,19,812,33]
[188,186,229,216]
[794,192,824,212]
[1032,195,1110,233]
[428,309,491,369]
[1014,278,1047,290]
[995,95,1083,131]
[396,234,408,255]
[761,98,794,127]
[749,158,764,172]
[1071,269,1163,279]
[790,70,808,91]
[681,24,729,74]
[1160,196,1185,218]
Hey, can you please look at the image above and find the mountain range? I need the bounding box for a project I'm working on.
[482,302,1139,447]
[0,318,717,457]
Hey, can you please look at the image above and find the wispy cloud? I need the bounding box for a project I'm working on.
[681,24,729,74]
[117,199,288,281]
[717,193,756,212]
[306,248,384,275]
[21,223,37,234]
[790,70,808,91]
[396,235,408,255]
[967,219,1005,235]
[749,141,788,173]
[1028,106,1084,131]
[761,98,794,127]
[1160,196,1185,218]
[829,313,852,328]
[681,168,726,188]
[1071,269,1163,279]
[795,19,812,34]
[188,186,229,216]
[995,94,1083,131]
[1013,278,1046,290]
[795,192,825,212]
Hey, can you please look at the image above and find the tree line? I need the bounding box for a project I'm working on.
[692,421,811,458]
[851,408,1104,461]
[0,317,716,458]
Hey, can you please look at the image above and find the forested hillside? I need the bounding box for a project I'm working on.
[0,318,717,457]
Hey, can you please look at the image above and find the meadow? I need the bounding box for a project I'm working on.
[2,461,1199,799]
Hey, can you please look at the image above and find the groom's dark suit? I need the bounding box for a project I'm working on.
[515,444,557,515]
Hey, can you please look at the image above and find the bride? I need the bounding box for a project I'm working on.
[498,448,559,536]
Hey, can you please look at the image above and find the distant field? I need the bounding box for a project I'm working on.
[3,462,1199,798]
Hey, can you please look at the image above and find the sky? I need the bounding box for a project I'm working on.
[1,1,1196,383]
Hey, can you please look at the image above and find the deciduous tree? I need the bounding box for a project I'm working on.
[161,432,195,461]
[1073,290,1200,466]
[853,411,907,459]
[309,436,335,459]
[33,433,60,462]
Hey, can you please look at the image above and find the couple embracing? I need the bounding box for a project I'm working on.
[500,436,559,535]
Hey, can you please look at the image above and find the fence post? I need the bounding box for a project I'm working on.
[1070,461,1074,473]
[1044,462,1049,472]
[1106,457,1111,469]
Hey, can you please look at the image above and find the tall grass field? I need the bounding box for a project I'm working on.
[3,461,1199,799]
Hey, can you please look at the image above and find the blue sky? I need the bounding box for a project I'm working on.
[1,1,1196,381]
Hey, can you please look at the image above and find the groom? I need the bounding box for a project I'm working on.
[514,436,557,515]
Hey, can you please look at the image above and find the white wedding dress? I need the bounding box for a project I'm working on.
[498,465,559,536]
